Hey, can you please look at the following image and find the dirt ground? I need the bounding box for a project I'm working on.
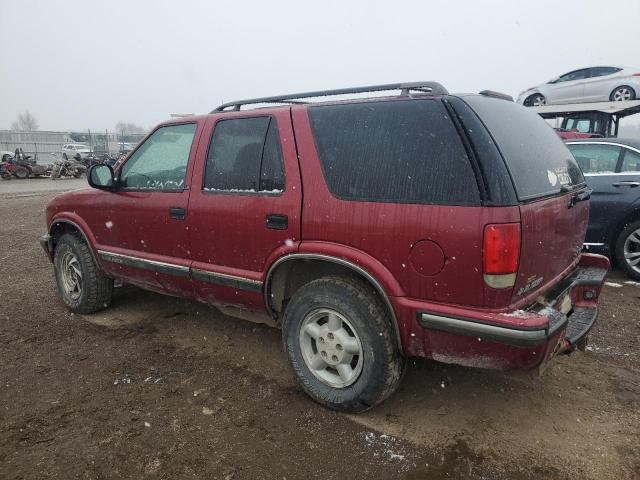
[1,181,639,480]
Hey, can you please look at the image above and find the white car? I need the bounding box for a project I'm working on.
[62,144,91,160]
[517,66,640,106]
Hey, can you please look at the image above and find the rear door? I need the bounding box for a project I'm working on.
[582,67,623,101]
[186,109,302,310]
[566,142,624,244]
[463,96,589,302]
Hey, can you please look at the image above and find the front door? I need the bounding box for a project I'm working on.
[88,122,203,297]
[186,109,302,311]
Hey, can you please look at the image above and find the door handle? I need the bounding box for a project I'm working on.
[266,214,288,230]
[170,207,186,220]
[612,181,640,188]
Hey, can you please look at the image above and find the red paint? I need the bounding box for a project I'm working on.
[44,97,609,373]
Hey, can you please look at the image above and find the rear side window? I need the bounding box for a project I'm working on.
[204,116,284,193]
[621,149,640,173]
[464,96,584,200]
[308,100,480,205]
[566,144,621,174]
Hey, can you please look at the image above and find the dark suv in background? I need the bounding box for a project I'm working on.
[40,82,608,412]
[566,138,640,279]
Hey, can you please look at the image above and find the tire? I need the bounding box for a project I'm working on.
[15,166,29,179]
[610,85,636,102]
[614,220,640,280]
[525,93,546,107]
[63,153,68,160]
[282,276,404,412]
[53,233,113,314]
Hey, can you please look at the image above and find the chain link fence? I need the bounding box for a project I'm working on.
[0,130,146,163]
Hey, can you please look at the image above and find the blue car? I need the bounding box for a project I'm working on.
[566,138,640,279]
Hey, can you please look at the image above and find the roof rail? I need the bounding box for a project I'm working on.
[479,90,514,102]
[212,81,449,112]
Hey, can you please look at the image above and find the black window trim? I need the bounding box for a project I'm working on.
[308,98,483,207]
[201,114,286,197]
[116,121,198,194]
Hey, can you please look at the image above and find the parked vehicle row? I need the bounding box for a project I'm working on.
[40,82,608,412]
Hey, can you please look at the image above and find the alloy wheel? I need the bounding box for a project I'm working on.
[299,308,364,388]
[624,227,640,274]
[60,251,83,301]
[532,95,546,106]
[613,87,633,101]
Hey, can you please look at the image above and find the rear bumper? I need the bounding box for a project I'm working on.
[397,253,609,369]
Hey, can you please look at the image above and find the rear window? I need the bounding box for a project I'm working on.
[463,95,584,200]
[308,99,480,205]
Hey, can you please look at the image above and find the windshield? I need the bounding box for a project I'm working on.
[463,95,585,200]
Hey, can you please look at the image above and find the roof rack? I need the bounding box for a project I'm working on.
[212,81,449,112]
[479,90,514,102]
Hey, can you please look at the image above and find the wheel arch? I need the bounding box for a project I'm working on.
[264,253,404,354]
[610,205,640,257]
[49,217,101,266]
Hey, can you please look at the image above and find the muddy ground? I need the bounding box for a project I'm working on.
[1,180,639,479]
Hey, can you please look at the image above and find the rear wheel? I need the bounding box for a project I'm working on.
[62,153,68,160]
[614,220,640,280]
[525,94,546,107]
[53,233,113,313]
[610,86,636,102]
[282,276,404,412]
[14,166,29,179]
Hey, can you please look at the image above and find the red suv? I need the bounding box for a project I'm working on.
[40,82,609,412]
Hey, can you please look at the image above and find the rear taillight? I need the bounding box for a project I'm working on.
[483,223,521,289]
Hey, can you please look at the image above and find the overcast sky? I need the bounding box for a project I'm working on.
[1,0,639,131]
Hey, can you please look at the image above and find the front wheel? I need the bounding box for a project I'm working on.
[53,233,113,313]
[615,220,640,280]
[282,276,404,412]
[524,94,546,107]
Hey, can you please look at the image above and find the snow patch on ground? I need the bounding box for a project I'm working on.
[624,280,640,287]
[605,282,623,288]
[361,431,412,469]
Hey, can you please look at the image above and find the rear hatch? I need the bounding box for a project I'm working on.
[463,95,589,303]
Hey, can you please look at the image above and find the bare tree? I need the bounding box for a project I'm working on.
[11,110,39,131]
[114,121,146,134]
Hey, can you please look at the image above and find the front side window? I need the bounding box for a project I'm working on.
[567,144,621,174]
[204,116,284,193]
[558,69,589,82]
[621,149,640,173]
[120,123,196,191]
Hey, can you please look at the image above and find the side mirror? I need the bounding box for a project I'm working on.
[88,164,115,190]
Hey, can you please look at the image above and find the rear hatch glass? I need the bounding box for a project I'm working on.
[462,95,585,201]
[464,95,589,302]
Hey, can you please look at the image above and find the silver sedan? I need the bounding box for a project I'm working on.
[517,66,640,106]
